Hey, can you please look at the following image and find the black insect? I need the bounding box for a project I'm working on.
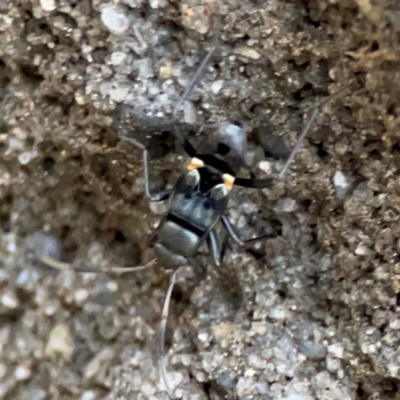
[41,45,352,398]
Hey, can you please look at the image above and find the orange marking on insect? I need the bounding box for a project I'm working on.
[187,157,205,170]
[222,173,235,191]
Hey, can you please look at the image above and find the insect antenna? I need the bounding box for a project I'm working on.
[159,269,178,399]
[279,83,354,179]
[41,253,157,274]
[173,45,216,121]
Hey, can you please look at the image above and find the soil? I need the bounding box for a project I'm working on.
[1,0,400,399]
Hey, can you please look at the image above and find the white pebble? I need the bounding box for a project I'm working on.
[281,198,297,212]
[355,243,370,256]
[14,365,31,381]
[198,332,209,342]
[39,0,56,11]
[333,171,350,198]
[81,391,97,400]
[141,383,156,396]
[101,7,130,35]
[328,343,344,359]
[326,355,341,372]
[183,100,197,124]
[258,160,272,174]
[234,46,261,60]
[110,51,127,66]
[211,80,224,94]
[1,290,19,309]
[18,151,38,165]
[74,288,89,304]
[255,382,269,394]
[45,323,73,360]
[149,0,167,8]
[108,85,130,102]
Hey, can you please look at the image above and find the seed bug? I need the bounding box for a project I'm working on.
[41,44,352,398]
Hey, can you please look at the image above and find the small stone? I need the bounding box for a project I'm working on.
[328,343,344,359]
[18,151,38,165]
[299,340,327,360]
[198,332,210,342]
[159,61,172,79]
[255,382,269,394]
[211,80,223,94]
[355,243,370,256]
[14,364,31,381]
[84,348,114,380]
[258,160,272,174]
[182,5,211,34]
[74,288,89,304]
[326,355,341,372]
[81,391,97,400]
[281,198,297,212]
[0,290,19,309]
[101,6,130,35]
[333,171,350,198]
[39,0,56,11]
[141,382,156,396]
[133,58,153,79]
[45,323,73,360]
[389,319,400,329]
[110,51,127,66]
[234,46,261,60]
[149,0,167,8]
[108,85,130,102]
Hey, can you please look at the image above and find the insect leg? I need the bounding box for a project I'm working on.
[124,137,172,202]
[159,270,178,399]
[234,177,273,189]
[207,229,230,267]
[221,215,276,246]
[41,254,157,274]
[207,229,222,267]
[279,83,353,179]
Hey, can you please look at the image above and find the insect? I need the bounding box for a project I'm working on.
[41,44,352,398]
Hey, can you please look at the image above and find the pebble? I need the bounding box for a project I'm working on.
[110,51,127,66]
[234,46,261,60]
[101,6,130,35]
[39,0,56,11]
[45,323,73,360]
[14,364,31,381]
[18,151,38,165]
[211,80,224,94]
[0,290,19,309]
[333,171,350,198]
[328,343,344,359]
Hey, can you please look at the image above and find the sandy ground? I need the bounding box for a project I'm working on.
[1,0,400,399]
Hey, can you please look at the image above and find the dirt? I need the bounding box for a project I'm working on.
[1,0,400,399]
